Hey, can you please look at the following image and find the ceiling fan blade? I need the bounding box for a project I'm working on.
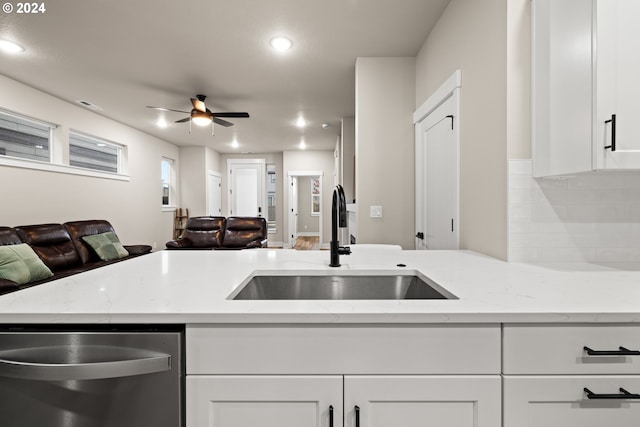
[146,106,190,114]
[212,112,250,118]
[175,117,191,123]
[191,98,206,112]
[213,117,234,127]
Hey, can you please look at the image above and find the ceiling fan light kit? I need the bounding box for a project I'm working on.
[191,111,212,126]
[146,94,249,136]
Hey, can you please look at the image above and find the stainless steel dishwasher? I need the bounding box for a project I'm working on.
[0,326,183,427]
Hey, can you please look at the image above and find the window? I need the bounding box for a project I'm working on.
[0,109,53,162]
[161,157,175,207]
[69,131,122,173]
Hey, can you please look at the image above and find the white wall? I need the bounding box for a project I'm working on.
[179,146,223,217]
[507,0,531,160]
[0,74,179,249]
[341,117,356,203]
[355,57,416,249]
[179,147,207,216]
[416,0,508,260]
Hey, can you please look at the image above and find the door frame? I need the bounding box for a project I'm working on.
[206,170,222,216]
[227,158,266,217]
[287,171,323,249]
[414,70,461,250]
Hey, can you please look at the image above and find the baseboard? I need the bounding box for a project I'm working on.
[296,232,320,237]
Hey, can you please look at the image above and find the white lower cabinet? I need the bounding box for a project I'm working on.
[503,324,640,427]
[185,324,502,427]
[187,375,501,427]
[186,375,342,427]
[344,375,501,427]
[504,376,640,426]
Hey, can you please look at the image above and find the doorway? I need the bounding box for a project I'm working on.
[227,159,266,217]
[414,70,460,250]
[288,171,323,249]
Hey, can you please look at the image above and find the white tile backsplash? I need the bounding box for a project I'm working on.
[508,160,640,266]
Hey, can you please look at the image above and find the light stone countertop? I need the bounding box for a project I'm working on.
[0,245,639,324]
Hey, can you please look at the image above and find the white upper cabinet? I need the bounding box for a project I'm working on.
[532,0,640,177]
[595,0,640,169]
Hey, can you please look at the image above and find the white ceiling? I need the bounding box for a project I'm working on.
[0,0,450,154]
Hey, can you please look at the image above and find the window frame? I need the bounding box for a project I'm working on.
[161,157,176,210]
[0,108,129,181]
[68,130,124,174]
[0,108,54,163]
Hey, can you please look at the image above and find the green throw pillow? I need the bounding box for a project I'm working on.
[0,243,54,285]
[82,232,129,261]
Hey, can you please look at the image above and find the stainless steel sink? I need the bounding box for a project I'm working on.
[229,272,457,300]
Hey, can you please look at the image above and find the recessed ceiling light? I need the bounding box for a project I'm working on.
[0,39,25,54]
[156,118,168,128]
[295,117,307,128]
[270,36,292,51]
[299,139,306,150]
[322,123,330,129]
[231,139,239,149]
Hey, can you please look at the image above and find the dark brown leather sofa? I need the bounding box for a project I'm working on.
[0,220,151,295]
[165,216,267,250]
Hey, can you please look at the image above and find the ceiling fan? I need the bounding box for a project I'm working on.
[146,95,249,132]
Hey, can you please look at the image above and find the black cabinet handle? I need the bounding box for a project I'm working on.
[584,346,640,356]
[329,405,333,427]
[584,387,640,400]
[355,405,360,427]
[605,114,616,151]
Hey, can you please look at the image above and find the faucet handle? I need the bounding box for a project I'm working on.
[338,246,351,255]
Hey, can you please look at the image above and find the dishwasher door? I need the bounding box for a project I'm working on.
[0,328,183,427]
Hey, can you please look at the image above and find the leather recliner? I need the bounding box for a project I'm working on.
[165,216,226,249]
[165,216,267,249]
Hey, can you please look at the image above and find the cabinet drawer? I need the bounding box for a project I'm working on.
[187,324,500,375]
[503,324,640,374]
[504,375,640,427]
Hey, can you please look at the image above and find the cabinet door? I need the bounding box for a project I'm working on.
[595,0,640,168]
[532,0,594,177]
[344,376,501,427]
[504,376,640,426]
[187,375,342,427]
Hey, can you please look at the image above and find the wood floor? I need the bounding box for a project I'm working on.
[293,236,320,250]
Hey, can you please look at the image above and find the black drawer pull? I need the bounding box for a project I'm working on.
[604,114,616,151]
[355,405,360,427]
[584,387,640,400]
[329,405,333,427]
[584,346,640,356]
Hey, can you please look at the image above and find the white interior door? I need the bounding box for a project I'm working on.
[207,171,222,216]
[415,80,459,250]
[228,159,265,217]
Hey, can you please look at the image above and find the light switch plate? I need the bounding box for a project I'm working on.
[370,206,383,218]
